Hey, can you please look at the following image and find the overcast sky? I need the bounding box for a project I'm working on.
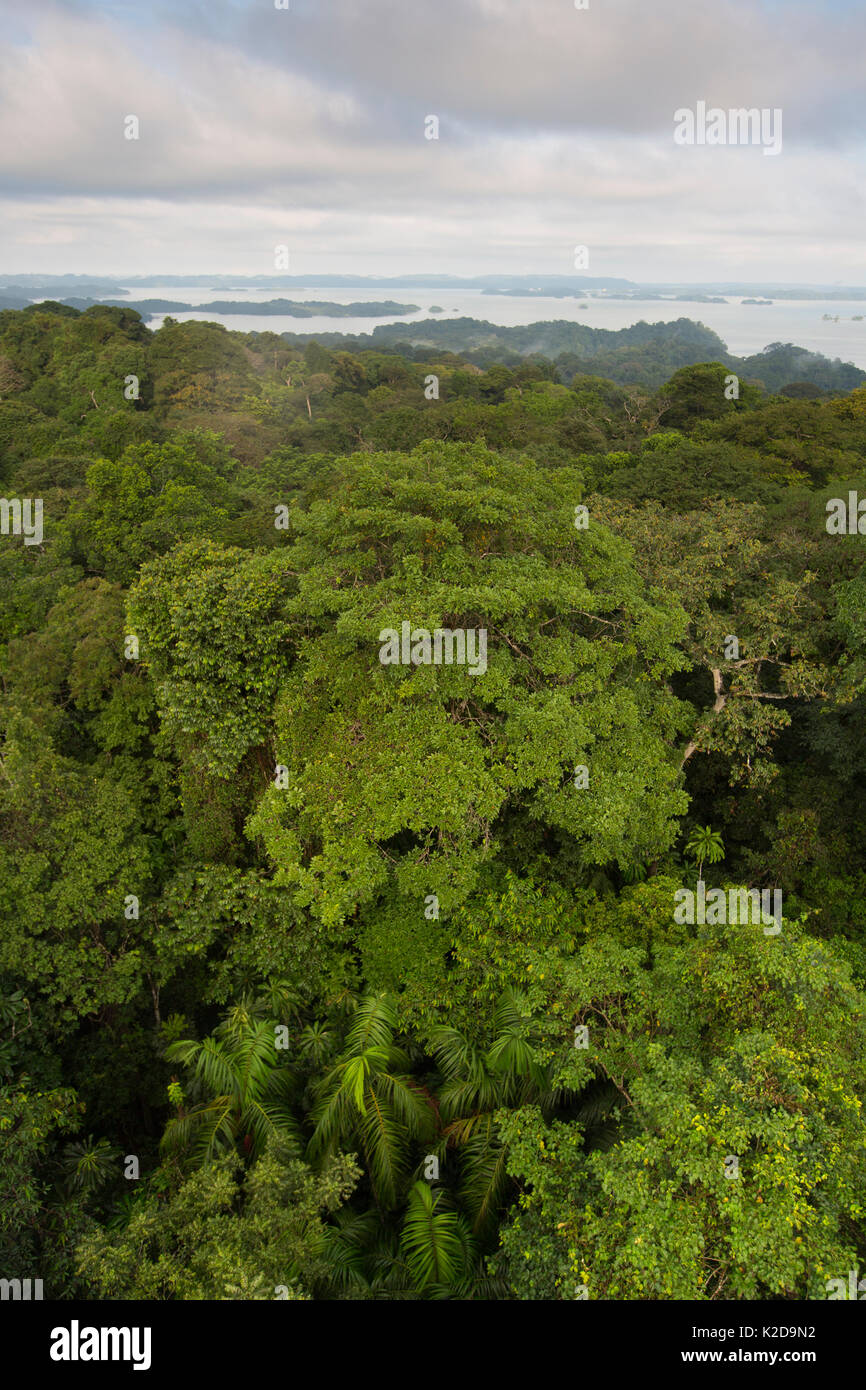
[0,0,863,282]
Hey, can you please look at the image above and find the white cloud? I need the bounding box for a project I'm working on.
[0,0,863,278]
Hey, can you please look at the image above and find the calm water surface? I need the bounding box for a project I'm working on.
[121,286,866,369]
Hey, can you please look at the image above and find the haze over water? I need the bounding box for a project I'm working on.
[127,286,866,368]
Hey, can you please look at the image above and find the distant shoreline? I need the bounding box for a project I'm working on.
[37,296,422,318]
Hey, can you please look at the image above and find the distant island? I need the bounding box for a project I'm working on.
[428,305,444,313]
[257,314,865,393]
[594,293,728,304]
[481,290,729,305]
[480,288,722,304]
[2,272,866,301]
[50,297,421,318]
[743,298,773,305]
[483,287,578,298]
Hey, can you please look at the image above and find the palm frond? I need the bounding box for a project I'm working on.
[375,1071,437,1138]
[346,994,398,1055]
[427,1025,482,1083]
[358,1082,409,1207]
[401,1181,474,1291]
[459,1137,511,1236]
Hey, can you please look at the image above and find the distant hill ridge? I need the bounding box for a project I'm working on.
[263,315,866,393]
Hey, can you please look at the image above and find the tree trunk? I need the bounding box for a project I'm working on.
[680,668,727,766]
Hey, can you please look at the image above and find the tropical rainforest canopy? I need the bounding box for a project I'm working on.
[2,301,866,1301]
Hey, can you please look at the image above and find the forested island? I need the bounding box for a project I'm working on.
[53,297,421,318]
[482,288,728,303]
[266,314,865,392]
[2,299,866,1302]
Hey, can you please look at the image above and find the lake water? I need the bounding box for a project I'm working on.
[120,285,866,369]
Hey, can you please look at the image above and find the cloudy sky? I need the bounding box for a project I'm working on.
[0,0,863,282]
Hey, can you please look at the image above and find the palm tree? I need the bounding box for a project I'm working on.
[318,1187,479,1300]
[307,994,437,1209]
[621,860,648,885]
[58,1136,120,1194]
[161,992,299,1166]
[400,1180,475,1295]
[684,824,725,886]
[298,1020,335,1069]
[428,988,570,1237]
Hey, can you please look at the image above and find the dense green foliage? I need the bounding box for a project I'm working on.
[2,302,866,1300]
[269,316,866,393]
